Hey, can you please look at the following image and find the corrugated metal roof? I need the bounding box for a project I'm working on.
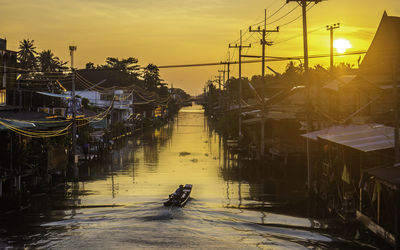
[302,124,395,152]
[322,75,356,91]
[243,111,298,125]
[364,166,400,188]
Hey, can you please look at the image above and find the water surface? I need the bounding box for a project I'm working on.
[1,105,374,249]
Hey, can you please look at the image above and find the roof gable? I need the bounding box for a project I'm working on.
[359,12,400,77]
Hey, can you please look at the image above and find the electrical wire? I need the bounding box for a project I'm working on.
[267,5,299,26]
[279,3,316,28]
[274,25,325,45]
[0,65,72,74]
[75,71,171,105]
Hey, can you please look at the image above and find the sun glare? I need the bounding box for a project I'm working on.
[333,38,352,54]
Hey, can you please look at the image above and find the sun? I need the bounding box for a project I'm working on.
[333,38,352,53]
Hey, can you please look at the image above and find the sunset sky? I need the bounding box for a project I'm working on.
[1,0,400,95]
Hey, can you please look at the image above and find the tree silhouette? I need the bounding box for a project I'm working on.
[281,61,304,84]
[38,50,67,72]
[104,57,140,77]
[17,39,38,70]
[332,62,355,75]
[143,64,162,91]
[85,62,95,69]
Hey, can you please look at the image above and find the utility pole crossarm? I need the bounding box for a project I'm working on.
[286,0,322,3]
[249,26,279,34]
[249,27,279,33]
[326,23,340,31]
[249,26,279,47]
[229,44,252,49]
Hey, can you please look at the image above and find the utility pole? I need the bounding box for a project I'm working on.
[224,50,231,86]
[229,30,251,138]
[286,0,322,190]
[249,9,279,157]
[287,0,322,71]
[215,74,223,90]
[222,58,231,109]
[394,57,400,166]
[69,45,78,177]
[218,70,226,89]
[215,74,223,111]
[327,23,340,72]
[218,67,229,109]
[226,61,230,85]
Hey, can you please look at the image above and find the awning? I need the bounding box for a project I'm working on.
[0,111,71,131]
[36,91,71,98]
[0,119,36,130]
[302,124,396,152]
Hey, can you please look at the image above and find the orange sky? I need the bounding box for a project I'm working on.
[1,0,400,95]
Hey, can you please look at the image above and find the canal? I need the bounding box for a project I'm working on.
[1,104,375,249]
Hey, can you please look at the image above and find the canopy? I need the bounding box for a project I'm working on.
[302,124,396,152]
[36,91,71,99]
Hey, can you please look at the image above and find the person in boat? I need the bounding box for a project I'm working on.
[174,185,184,197]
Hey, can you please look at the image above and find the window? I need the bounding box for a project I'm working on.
[0,89,6,106]
[100,94,113,101]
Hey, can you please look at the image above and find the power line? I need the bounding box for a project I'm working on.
[0,65,72,74]
[250,3,287,27]
[267,3,288,20]
[156,51,367,69]
[228,2,289,54]
[267,5,299,25]
[279,3,316,28]
[274,25,325,45]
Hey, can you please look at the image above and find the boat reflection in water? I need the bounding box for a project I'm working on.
[0,104,375,249]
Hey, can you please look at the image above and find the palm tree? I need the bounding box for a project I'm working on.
[38,50,67,72]
[17,39,38,70]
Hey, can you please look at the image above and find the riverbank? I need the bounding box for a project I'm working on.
[0,103,184,214]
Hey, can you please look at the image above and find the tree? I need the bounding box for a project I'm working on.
[104,57,140,77]
[17,39,38,70]
[37,50,67,72]
[332,62,355,75]
[224,77,252,102]
[284,61,303,76]
[281,61,304,85]
[143,64,162,91]
[85,62,95,69]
